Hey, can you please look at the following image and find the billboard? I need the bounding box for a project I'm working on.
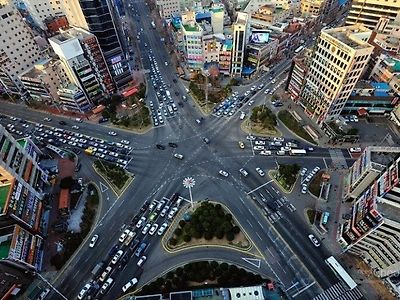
[249,31,269,44]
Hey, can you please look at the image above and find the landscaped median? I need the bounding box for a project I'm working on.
[241,105,281,137]
[93,160,134,196]
[277,110,316,144]
[268,163,300,193]
[163,201,252,252]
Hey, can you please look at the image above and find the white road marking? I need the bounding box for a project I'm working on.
[242,257,261,268]
[246,179,274,194]
[265,247,275,258]
[99,182,109,193]
[323,158,328,169]
[247,219,254,228]
[256,232,262,240]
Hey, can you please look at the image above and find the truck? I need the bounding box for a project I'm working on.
[289,149,307,156]
[151,21,156,29]
[91,262,104,277]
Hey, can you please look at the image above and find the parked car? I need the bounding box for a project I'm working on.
[219,170,229,177]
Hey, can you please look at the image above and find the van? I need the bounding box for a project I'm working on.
[276,150,285,156]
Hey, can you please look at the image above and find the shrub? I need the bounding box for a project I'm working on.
[175,228,183,236]
[169,238,177,246]
[232,226,240,234]
[226,231,235,241]
[179,220,186,228]
[183,235,191,242]
[215,230,224,239]
[204,231,213,240]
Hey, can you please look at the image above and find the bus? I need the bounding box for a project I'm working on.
[325,256,357,290]
[322,211,330,225]
[289,149,306,156]
[294,46,304,54]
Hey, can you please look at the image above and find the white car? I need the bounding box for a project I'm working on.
[300,168,307,176]
[349,147,361,153]
[254,140,265,145]
[108,131,117,136]
[119,229,131,243]
[77,283,91,300]
[264,89,270,94]
[273,137,284,142]
[136,216,146,228]
[239,168,248,177]
[149,223,159,235]
[253,146,265,151]
[174,153,184,160]
[111,250,123,264]
[121,140,130,145]
[122,278,138,293]
[168,207,178,219]
[301,185,308,194]
[142,223,151,235]
[137,255,147,267]
[72,125,80,130]
[160,205,170,218]
[240,112,246,120]
[260,150,272,156]
[219,170,229,177]
[256,167,265,177]
[308,234,320,247]
[158,222,169,235]
[89,234,99,248]
[100,278,114,294]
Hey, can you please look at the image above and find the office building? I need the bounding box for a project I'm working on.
[203,33,223,66]
[286,56,309,102]
[156,0,180,19]
[57,84,92,112]
[346,0,400,35]
[231,12,249,76]
[245,38,279,72]
[181,11,204,71]
[299,25,374,125]
[78,0,131,90]
[0,0,42,95]
[49,28,105,106]
[370,53,400,84]
[19,58,69,104]
[338,148,400,280]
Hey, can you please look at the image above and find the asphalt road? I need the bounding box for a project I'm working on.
[0,1,360,299]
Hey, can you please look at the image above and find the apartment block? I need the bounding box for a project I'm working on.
[19,58,69,104]
[49,29,105,106]
[181,12,203,71]
[0,0,42,95]
[245,38,279,72]
[286,56,309,102]
[346,0,400,35]
[299,25,374,125]
[210,4,224,34]
[300,0,325,17]
[338,149,400,281]
[231,12,249,76]
[370,53,400,84]
[78,0,131,90]
[57,83,92,112]
[219,39,232,75]
[156,0,180,19]
[203,33,223,66]
[243,0,291,13]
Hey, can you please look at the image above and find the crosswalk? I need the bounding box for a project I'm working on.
[329,149,348,169]
[312,282,364,300]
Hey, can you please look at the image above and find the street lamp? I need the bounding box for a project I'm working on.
[183,177,195,210]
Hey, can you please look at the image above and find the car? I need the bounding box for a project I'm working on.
[119,229,131,243]
[168,207,178,219]
[108,131,117,136]
[72,125,80,130]
[156,200,166,211]
[158,222,169,235]
[121,140,130,145]
[300,168,308,176]
[168,142,178,148]
[122,278,138,292]
[99,117,108,123]
[142,223,151,235]
[160,205,170,217]
[307,147,314,152]
[238,141,245,149]
[77,283,91,299]
[43,117,52,122]
[100,277,114,294]
[273,137,284,142]
[58,121,67,125]
[149,201,157,211]
[308,234,320,247]
[135,242,147,257]
[173,153,184,160]
[89,234,99,248]
[254,140,265,145]
[301,185,308,194]
[111,250,124,264]
[156,144,166,150]
[219,170,229,177]
[203,137,210,144]
[136,216,147,228]
[240,112,246,120]
[256,167,265,177]
[246,135,256,141]
[260,150,272,156]
[253,146,265,151]
[137,255,147,267]
[349,147,362,153]
[149,223,159,235]
[99,266,112,282]
[239,168,248,177]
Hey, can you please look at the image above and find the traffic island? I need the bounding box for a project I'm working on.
[163,201,252,253]
[93,160,134,196]
[241,106,281,137]
[268,163,300,193]
[277,110,317,144]
[136,261,270,296]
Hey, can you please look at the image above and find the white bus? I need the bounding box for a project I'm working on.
[289,149,306,156]
[294,46,304,54]
[325,256,357,290]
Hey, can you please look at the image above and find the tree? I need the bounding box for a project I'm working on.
[232,226,240,234]
[204,231,213,240]
[183,235,191,242]
[60,176,74,189]
[215,229,224,239]
[169,238,177,246]
[226,231,235,241]
[174,228,183,236]
[179,220,186,228]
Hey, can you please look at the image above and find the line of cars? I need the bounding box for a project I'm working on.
[218,166,266,178]
[300,166,321,194]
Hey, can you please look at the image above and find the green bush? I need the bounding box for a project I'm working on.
[169,238,177,246]
[278,110,315,143]
[174,228,183,236]
[183,235,191,242]
[226,231,235,241]
[278,164,300,187]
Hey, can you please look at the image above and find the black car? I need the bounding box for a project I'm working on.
[203,137,210,144]
[59,121,67,125]
[156,144,166,150]
[98,117,108,124]
[168,142,178,148]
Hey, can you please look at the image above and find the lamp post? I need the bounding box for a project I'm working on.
[183,177,195,210]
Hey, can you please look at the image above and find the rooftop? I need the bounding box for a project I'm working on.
[368,147,400,167]
[324,24,373,50]
[183,23,201,32]
[378,202,400,223]
[19,58,54,79]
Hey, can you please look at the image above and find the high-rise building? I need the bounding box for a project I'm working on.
[231,12,249,76]
[49,28,106,106]
[61,0,88,29]
[286,55,309,102]
[0,0,42,95]
[219,39,232,75]
[346,0,400,35]
[181,11,203,71]
[156,0,180,19]
[338,147,400,280]
[78,0,132,90]
[210,4,224,34]
[299,25,374,125]
[57,84,92,112]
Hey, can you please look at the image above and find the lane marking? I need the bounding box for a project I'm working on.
[247,219,254,228]
[99,182,109,193]
[256,232,262,240]
[246,179,274,194]
[242,257,261,268]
